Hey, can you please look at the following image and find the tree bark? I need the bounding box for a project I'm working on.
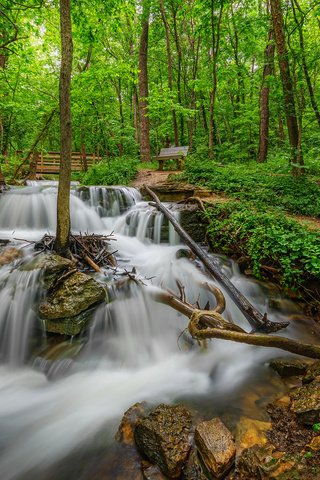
[208,1,223,157]
[257,28,275,163]
[138,0,151,162]
[145,185,289,333]
[270,0,303,173]
[159,0,179,146]
[54,0,73,257]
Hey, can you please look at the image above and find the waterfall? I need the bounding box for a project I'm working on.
[0,181,311,479]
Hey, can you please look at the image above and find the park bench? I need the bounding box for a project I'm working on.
[153,146,189,171]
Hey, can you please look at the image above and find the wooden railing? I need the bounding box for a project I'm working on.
[16,150,102,174]
[35,151,101,173]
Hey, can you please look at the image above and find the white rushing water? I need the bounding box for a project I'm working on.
[0,183,308,479]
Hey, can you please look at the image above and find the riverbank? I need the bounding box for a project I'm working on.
[130,161,320,320]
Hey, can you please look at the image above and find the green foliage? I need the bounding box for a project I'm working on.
[205,201,320,289]
[182,158,320,217]
[78,157,138,186]
[312,423,320,433]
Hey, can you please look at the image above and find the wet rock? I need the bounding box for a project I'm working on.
[134,404,193,478]
[290,382,320,424]
[182,448,207,480]
[39,271,105,320]
[0,247,22,265]
[21,252,74,275]
[235,416,271,456]
[141,463,169,479]
[116,403,146,445]
[194,418,236,478]
[42,304,100,336]
[233,445,320,480]
[269,358,310,378]
[232,444,275,479]
[303,361,320,384]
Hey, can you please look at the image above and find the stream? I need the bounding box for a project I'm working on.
[0,182,316,479]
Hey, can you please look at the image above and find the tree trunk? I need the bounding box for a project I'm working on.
[208,1,223,157]
[270,0,303,173]
[159,0,179,146]
[54,0,73,257]
[138,0,151,162]
[292,0,320,128]
[257,28,275,163]
[172,7,184,144]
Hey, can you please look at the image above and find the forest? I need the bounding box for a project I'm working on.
[1,0,320,479]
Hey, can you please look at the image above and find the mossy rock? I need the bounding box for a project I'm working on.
[134,404,193,478]
[43,306,98,336]
[21,252,74,272]
[39,271,105,320]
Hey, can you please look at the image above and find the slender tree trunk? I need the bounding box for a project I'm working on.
[270,0,303,173]
[208,1,223,157]
[172,7,184,144]
[257,28,275,162]
[159,0,179,146]
[115,77,124,155]
[55,0,73,256]
[292,0,320,128]
[138,0,151,162]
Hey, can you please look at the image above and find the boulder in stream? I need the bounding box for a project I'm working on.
[39,271,106,335]
[269,358,311,378]
[0,247,22,265]
[134,404,193,478]
[194,418,236,479]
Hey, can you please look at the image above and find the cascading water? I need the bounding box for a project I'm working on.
[0,182,313,479]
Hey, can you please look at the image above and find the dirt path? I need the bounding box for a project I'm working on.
[131,169,176,189]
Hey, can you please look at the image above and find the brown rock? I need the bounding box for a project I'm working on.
[116,403,146,445]
[182,448,207,480]
[235,416,271,456]
[134,404,193,478]
[194,418,236,478]
[0,247,22,265]
[290,382,320,424]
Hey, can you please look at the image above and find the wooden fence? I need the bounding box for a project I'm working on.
[16,151,101,174]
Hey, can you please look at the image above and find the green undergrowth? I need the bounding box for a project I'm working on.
[180,158,320,217]
[73,156,139,186]
[205,201,320,293]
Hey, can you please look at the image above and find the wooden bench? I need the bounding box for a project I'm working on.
[153,146,189,171]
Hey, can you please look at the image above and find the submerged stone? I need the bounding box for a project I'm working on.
[0,247,22,265]
[134,404,193,478]
[235,416,271,456]
[116,403,146,445]
[194,418,236,479]
[269,358,310,378]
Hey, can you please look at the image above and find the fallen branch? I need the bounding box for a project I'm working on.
[149,283,320,359]
[145,185,288,333]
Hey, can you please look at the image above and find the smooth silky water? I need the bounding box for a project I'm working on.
[0,183,316,479]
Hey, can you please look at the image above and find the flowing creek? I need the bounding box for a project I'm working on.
[0,182,317,479]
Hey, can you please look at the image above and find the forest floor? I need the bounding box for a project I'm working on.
[131,168,320,231]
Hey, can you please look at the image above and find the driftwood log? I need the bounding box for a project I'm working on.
[149,284,320,360]
[144,185,288,333]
